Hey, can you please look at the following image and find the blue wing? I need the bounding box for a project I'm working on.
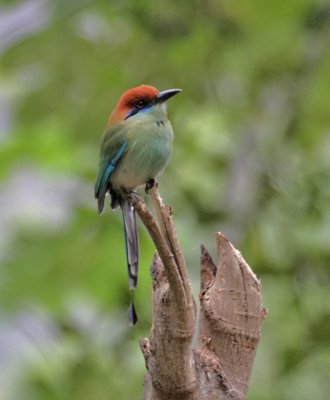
[95,142,127,213]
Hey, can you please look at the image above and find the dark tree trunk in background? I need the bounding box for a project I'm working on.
[130,189,266,400]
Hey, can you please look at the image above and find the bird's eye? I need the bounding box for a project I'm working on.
[136,99,148,109]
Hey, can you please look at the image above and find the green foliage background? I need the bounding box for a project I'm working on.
[0,1,329,399]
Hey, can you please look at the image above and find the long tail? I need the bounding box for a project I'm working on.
[120,198,139,325]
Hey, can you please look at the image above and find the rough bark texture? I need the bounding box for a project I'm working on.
[129,188,266,400]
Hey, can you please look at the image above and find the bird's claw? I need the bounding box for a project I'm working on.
[128,191,143,204]
[145,178,158,194]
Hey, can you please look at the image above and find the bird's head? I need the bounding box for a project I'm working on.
[108,84,182,125]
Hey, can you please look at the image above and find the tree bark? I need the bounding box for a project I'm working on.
[129,188,266,400]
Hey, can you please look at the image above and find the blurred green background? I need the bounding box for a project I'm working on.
[0,0,329,399]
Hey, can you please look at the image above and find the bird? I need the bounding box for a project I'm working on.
[95,84,182,324]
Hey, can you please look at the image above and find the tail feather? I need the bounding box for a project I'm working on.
[128,299,138,326]
[120,198,139,290]
[121,197,139,325]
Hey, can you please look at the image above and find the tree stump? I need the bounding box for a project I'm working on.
[130,188,266,400]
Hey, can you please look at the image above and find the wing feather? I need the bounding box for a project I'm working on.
[95,125,128,213]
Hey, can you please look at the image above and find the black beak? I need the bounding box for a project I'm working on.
[155,88,182,104]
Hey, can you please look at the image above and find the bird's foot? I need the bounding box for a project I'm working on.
[128,191,143,204]
[145,178,158,194]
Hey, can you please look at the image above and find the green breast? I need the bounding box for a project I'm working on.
[126,117,173,178]
[118,104,173,177]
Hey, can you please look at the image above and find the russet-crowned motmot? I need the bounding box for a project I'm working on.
[95,84,181,324]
